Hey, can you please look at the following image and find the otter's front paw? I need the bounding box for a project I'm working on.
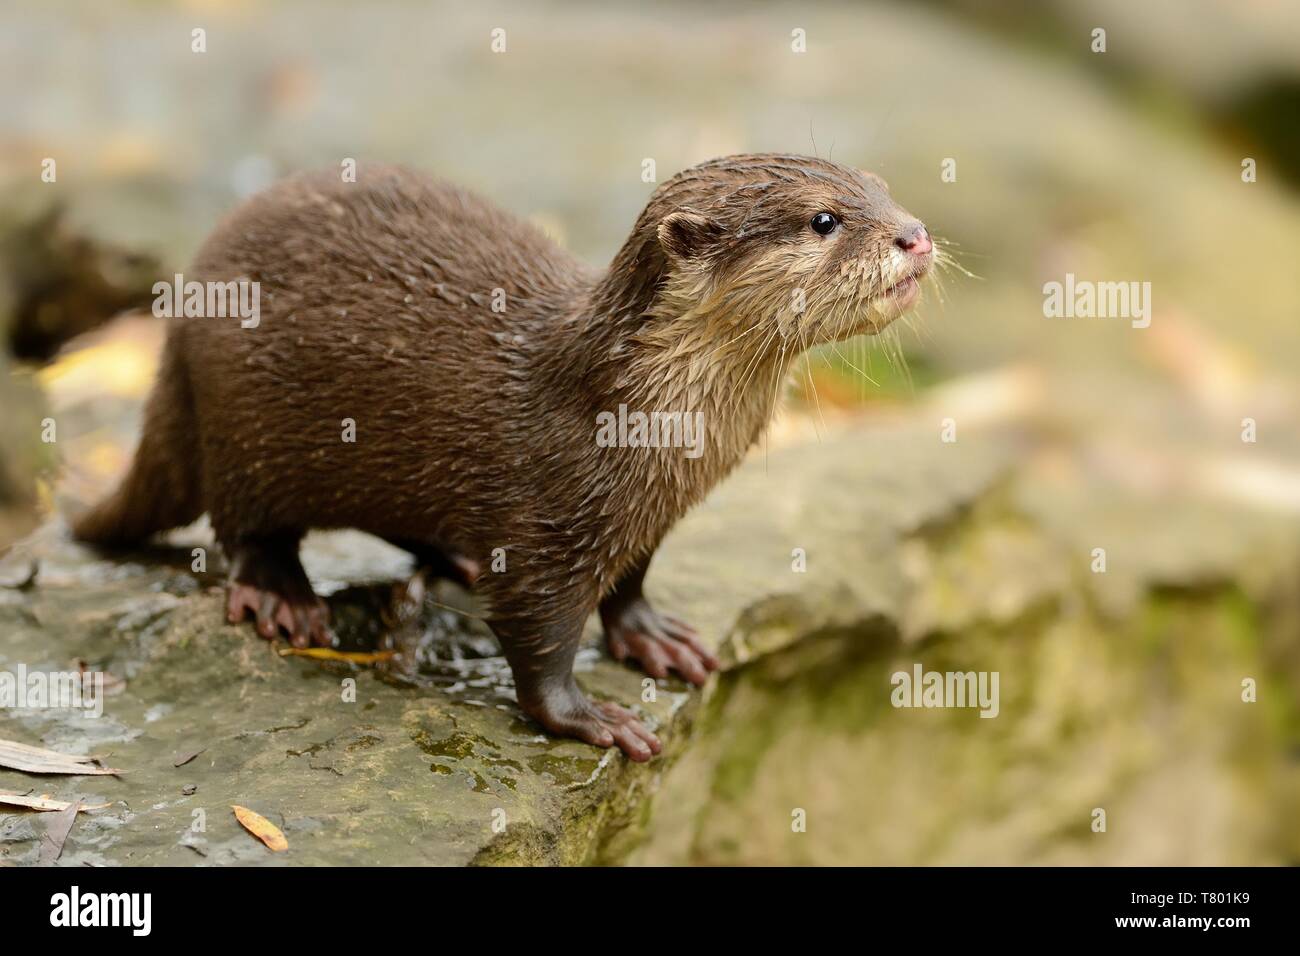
[601,598,720,686]
[226,583,332,649]
[521,682,662,762]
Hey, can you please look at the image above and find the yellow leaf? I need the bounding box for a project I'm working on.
[232,805,288,852]
[277,647,395,665]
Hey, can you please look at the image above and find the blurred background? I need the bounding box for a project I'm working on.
[1,0,1298,865]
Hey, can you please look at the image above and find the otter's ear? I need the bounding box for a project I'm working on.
[658,212,721,261]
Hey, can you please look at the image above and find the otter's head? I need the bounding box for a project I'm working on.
[633,153,933,348]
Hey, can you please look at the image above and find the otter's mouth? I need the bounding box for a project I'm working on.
[882,274,921,309]
[875,260,930,316]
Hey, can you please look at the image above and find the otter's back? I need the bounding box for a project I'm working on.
[192,164,582,312]
[175,164,588,540]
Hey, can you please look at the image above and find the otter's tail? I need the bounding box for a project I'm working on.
[71,331,203,546]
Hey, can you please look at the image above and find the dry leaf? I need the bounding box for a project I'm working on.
[172,748,205,768]
[38,799,82,864]
[0,739,121,775]
[0,790,110,812]
[232,805,288,852]
[278,647,395,665]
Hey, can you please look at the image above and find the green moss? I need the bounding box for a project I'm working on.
[633,507,1300,866]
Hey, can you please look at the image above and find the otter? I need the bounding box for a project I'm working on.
[73,154,934,760]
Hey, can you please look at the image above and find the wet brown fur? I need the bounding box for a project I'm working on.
[72,154,931,757]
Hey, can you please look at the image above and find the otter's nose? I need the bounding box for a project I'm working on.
[895,222,932,256]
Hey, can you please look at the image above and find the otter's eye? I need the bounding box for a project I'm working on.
[810,212,839,236]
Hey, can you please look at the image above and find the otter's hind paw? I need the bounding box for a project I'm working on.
[226,583,332,649]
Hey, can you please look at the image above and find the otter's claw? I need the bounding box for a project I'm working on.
[602,598,719,686]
